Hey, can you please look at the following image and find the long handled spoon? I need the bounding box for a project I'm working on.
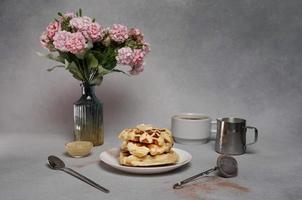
[173,155,238,189]
[48,155,110,193]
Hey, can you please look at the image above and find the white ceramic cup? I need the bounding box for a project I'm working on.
[171,113,215,144]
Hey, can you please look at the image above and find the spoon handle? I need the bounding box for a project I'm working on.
[173,167,218,189]
[61,168,110,193]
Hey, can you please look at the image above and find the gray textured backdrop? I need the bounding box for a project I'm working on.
[1,1,302,200]
[0,0,301,141]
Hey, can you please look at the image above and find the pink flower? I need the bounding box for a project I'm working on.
[70,16,92,31]
[116,47,146,75]
[53,31,71,52]
[129,63,144,75]
[116,47,133,65]
[63,12,75,18]
[142,42,151,55]
[65,32,87,54]
[129,28,144,42]
[85,22,103,42]
[129,49,145,75]
[53,31,87,54]
[40,31,51,49]
[46,21,61,39]
[131,49,145,66]
[109,24,129,43]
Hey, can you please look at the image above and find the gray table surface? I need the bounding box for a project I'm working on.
[1,130,302,200]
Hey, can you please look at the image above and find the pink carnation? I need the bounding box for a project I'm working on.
[129,49,145,75]
[85,22,103,42]
[129,28,144,42]
[65,32,87,54]
[40,31,51,49]
[116,48,146,75]
[131,49,145,66]
[142,42,151,55]
[116,47,133,65]
[109,24,129,43]
[46,21,61,39]
[63,12,75,18]
[53,31,70,52]
[70,16,92,31]
[130,63,144,75]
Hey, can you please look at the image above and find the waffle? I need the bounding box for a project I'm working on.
[118,125,173,146]
[118,124,178,166]
[120,141,173,157]
[119,150,179,166]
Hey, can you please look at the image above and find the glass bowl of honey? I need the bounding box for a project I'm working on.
[65,141,93,158]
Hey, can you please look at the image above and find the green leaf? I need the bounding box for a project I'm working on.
[112,69,130,76]
[71,74,83,81]
[66,61,84,81]
[46,65,65,72]
[79,8,82,17]
[64,59,69,69]
[60,18,72,31]
[91,51,103,63]
[70,71,84,81]
[103,59,117,70]
[92,42,106,51]
[57,12,63,16]
[99,67,111,76]
[90,74,103,85]
[125,38,143,49]
[101,47,117,70]
[59,52,80,66]
[86,53,98,69]
[99,67,129,76]
[37,52,65,63]
[86,40,93,49]
[66,61,77,70]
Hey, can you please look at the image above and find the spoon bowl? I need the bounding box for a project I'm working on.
[48,155,66,169]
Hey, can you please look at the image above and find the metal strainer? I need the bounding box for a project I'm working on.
[173,155,238,189]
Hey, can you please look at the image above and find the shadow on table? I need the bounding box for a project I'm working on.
[245,149,259,154]
[98,161,192,177]
[45,163,52,169]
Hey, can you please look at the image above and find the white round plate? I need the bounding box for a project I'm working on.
[99,148,192,174]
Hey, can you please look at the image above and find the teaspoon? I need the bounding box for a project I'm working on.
[48,155,110,193]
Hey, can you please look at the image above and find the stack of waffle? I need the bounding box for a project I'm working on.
[118,124,179,166]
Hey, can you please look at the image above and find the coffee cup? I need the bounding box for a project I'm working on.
[171,113,215,144]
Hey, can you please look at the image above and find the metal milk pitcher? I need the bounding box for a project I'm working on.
[215,118,258,155]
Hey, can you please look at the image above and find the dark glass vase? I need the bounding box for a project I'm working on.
[73,84,104,146]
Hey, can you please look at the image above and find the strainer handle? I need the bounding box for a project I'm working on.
[173,167,218,189]
[246,126,258,145]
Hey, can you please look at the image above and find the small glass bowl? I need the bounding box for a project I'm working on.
[65,141,93,158]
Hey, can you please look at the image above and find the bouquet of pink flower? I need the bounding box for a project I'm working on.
[38,9,150,85]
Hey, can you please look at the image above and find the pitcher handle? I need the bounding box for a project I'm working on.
[246,126,258,145]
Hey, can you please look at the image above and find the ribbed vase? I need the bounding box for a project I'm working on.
[73,84,104,146]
